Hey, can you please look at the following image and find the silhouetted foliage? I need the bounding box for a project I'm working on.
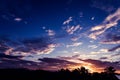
[104,66,116,74]
[0,66,119,80]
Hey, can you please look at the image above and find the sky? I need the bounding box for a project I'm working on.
[0,0,120,73]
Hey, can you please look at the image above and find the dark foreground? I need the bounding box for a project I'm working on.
[0,68,119,80]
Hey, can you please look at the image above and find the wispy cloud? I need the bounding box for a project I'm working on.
[90,48,108,54]
[71,36,80,41]
[91,17,95,20]
[99,57,108,60]
[66,25,82,34]
[66,42,82,48]
[63,17,72,25]
[89,8,120,40]
[46,29,55,36]
[14,17,22,22]
[66,25,82,35]
[108,45,120,52]
[88,45,98,49]
[80,59,120,72]
[91,0,115,13]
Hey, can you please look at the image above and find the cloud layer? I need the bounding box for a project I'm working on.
[89,8,120,40]
[0,36,56,56]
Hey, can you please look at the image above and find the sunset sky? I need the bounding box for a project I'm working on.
[0,0,120,73]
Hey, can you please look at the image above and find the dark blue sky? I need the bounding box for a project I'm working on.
[0,0,107,38]
[0,0,120,72]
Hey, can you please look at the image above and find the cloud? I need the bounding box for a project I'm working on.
[0,53,120,72]
[63,17,72,25]
[101,40,120,44]
[66,42,82,48]
[99,57,108,60]
[39,57,73,64]
[101,34,120,52]
[59,55,120,72]
[38,57,78,71]
[90,51,101,54]
[99,49,108,53]
[71,36,80,41]
[112,53,120,57]
[0,36,56,57]
[0,53,22,59]
[14,17,22,22]
[38,56,120,72]
[101,34,120,44]
[80,59,120,72]
[66,25,82,35]
[91,0,115,13]
[89,8,120,40]
[91,17,95,20]
[46,29,55,36]
[108,45,120,52]
[58,54,80,60]
[90,48,108,54]
[0,44,10,54]
[88,45,98,49]
[0,57,40,70]
[0,36,15,55]
[13,38,56,55]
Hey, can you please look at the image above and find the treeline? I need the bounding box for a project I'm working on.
[0,66,119,80]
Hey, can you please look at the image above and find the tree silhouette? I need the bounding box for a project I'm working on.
[72,66,89,74]
[79,66,89,74]
[104,66,116,74]
[0,66,119,80]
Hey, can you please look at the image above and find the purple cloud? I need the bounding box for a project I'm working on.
[91,0,115,13]
[0,53,22,59]
[108,45,120,51]
[0,36,56,56]
[38,57,78,71]
[80,59,120,71]
[101,34,120,44]
[0,58,39,69]
[99,57,108,60]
